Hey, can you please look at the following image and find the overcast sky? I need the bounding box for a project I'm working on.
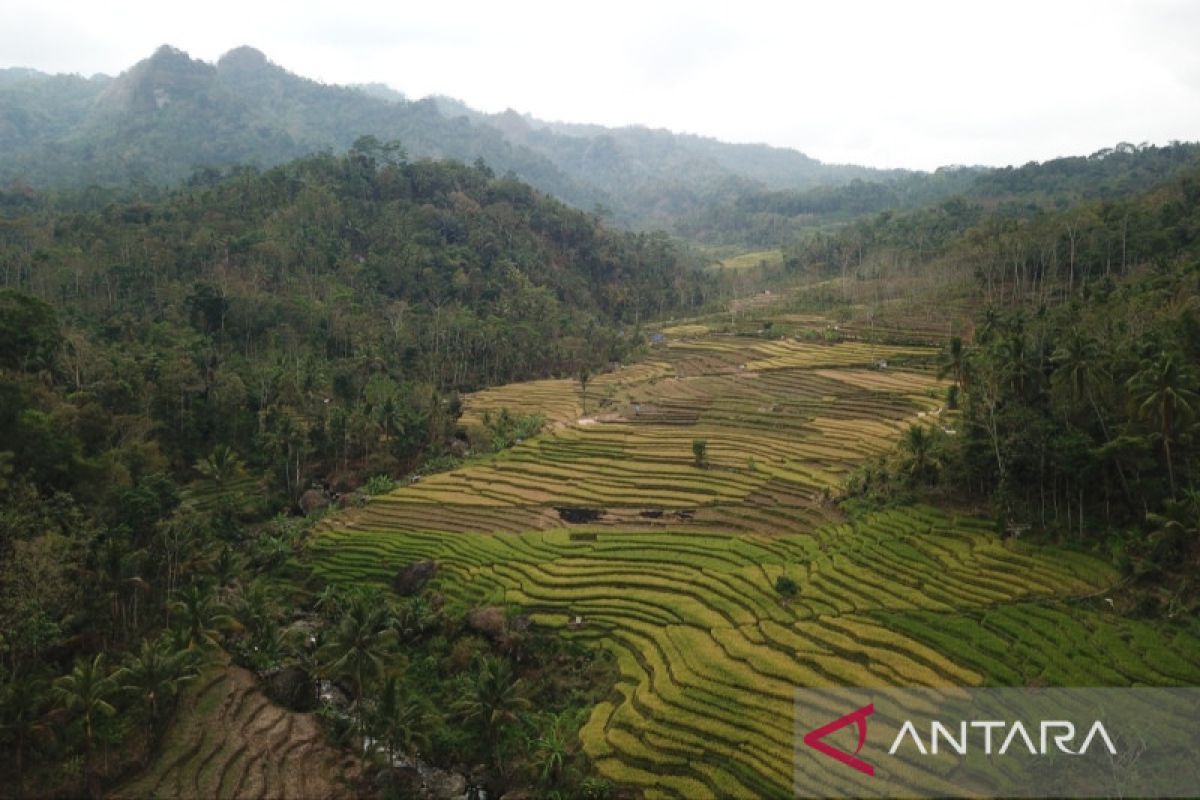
[3,0,1199,170]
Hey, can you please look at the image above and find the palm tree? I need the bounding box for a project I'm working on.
[193,444,245,488]
[313,584,345,621]
[1052,332,1133,501]
[156,510,214,602]
[378,396,402,443]
[90,536,148,645]
[317,594,398,732]
[211,545,247,589]
[1052,333,1105,412]
[170,585,236,650]
[1127,353,1199,496]
[0,672,50,797]
[937,336,969,393]
[527,712,574,788]
[117,637,199,744]
[976,306,1001,345]
[394,596,437,642]
[232,579,279,648]
[996,329,1034,397]
[1144,490,1200,574]
[454,655,530,768]
[52,654,119,798]
[372,676,430,766]
[898,425,941,486]
[578,366,591,416]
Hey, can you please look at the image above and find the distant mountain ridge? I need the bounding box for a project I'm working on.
[5,45,1197,242]
[0,44,900,225]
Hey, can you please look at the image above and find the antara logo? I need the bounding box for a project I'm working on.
[888,719,1118,757]
[803,703,1118,777]
[803,703,876,776]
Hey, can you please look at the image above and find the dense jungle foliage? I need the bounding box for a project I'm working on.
[827,159,1200,612]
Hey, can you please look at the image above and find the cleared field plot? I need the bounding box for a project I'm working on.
[306,324,1189,799]
[742,340,936,372]
[715,249,784,272]
[837,294,980,346]
[812,368,944,394]
[114,663,360,800]
[660,323,710,337]
[461,361,673,431]
[179,476,261,512]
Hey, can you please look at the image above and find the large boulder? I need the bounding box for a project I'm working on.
[263,665,316,712]
[556,506,604,523]
[427,770,468,799]
[466,606,507,639]
[392,559,438,596]
[298,488,329,515]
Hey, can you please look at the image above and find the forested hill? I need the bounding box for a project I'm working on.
[681,141,1200,246]
[0,45,603,213]
[0,45,896,228]
[0,145,708,502]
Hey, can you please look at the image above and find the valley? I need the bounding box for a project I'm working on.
[3,26,1200,800]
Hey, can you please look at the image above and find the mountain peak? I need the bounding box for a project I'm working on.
[493,108,531,138]
[218,46,270,71]
[99,44,215,115]
[147,44,195,66]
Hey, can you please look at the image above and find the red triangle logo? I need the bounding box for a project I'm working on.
[803,702,875,776]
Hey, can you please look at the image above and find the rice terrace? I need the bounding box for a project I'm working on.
[308,311,1200,799]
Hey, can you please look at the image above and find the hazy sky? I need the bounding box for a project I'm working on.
[3,0,1199,170]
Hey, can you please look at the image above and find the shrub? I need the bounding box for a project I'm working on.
[363,474,396,495]
[774,575,798,597]
[580,777,616,799]
[483,408,545,451]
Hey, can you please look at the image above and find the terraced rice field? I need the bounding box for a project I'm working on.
[308,327,1200,798]
[179,476,261,513]
[115,664,360,800]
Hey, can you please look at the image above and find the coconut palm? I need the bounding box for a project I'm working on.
[317,594,398,731]
[372,676,429,765]
[454,655,529,768]
[394,596,437,641]
[211,545,247,589]
[1052,332,1133,500]
[1127,353,1199,496]
[937,336,969,392]
[117,637,199,742]
[193,444,245,488]
[976,306,1001,345]
[527,712,574,787]
[170,585,236,650]
[52,654,119,798]
[578,366,591,415]
[898,424,941,486]
[0,671,50,796]
[1144,490,1200,573]
[1052,332,1106,411]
